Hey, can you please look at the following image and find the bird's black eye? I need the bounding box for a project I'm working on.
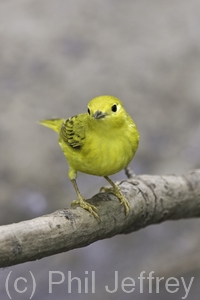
[88,108,90,114]
[111,104,117,112]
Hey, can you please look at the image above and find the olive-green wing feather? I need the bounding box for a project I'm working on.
[60,114,86,149]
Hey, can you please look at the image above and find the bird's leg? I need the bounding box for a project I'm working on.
[71,179,99,219]
[101,176,130,215]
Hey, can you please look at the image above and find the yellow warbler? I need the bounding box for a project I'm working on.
[40,95,139,219]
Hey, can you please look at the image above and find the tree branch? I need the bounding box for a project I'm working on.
[1,170,200,268]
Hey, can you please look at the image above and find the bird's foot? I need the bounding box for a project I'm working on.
[71,197,100,220]
[100,184,130,215]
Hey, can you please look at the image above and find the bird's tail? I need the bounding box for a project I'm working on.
[39,118,65,133]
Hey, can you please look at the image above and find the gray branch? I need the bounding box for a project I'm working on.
[0,170,200,268]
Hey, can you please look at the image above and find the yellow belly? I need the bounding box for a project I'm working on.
[62,132,138,177]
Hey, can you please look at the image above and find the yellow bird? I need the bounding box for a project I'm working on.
[40,95,139,219]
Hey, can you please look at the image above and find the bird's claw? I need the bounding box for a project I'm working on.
[100,186,111,193]
[71,198,100,220]
[100,184,130,215]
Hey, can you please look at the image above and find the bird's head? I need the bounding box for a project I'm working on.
[87,95,127,129]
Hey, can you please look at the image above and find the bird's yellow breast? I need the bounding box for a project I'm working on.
[59,122,139,177]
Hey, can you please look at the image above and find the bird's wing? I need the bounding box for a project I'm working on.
[60,114,86,149]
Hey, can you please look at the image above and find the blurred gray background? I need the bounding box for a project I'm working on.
[0,0,200,299]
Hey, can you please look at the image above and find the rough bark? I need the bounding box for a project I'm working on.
[0,170,200,268]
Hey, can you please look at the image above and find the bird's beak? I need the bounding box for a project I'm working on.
[93,110,107,119]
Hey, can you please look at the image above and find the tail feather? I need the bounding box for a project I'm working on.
[39,118,65,133]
